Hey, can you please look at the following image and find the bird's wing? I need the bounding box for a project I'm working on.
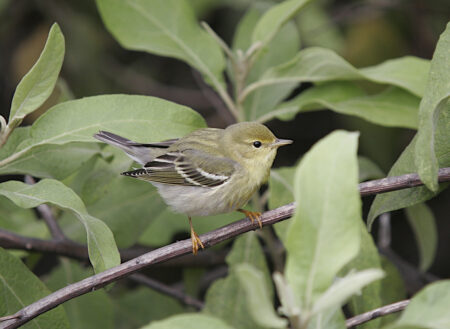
[122,149,236,187]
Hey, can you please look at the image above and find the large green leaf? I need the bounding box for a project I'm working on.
[0,197,46,238]
[0,95,206,168]
[0,247,70,329]
[285,131,361,309]
[387,280,450,329]
[415,23,450,191]
[140,314,234,329]
[0,142,100,180]
[265,83,420,128]
[235,264,287,328]
[405,203,438,272]
[367,99,450,229]
[46,259,113,329]
[96,0,225,90]
[251,0,311,49]
[8,23,65,125]
[204,232,272,329]
[0,179,120,273]
[241,48,429,101]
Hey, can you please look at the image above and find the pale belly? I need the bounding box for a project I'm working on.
[152,176,259,217]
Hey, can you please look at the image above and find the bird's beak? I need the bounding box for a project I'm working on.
[272,138,293,147]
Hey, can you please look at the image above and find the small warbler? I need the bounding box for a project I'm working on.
[94,122,292,254]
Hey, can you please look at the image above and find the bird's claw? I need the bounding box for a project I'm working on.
[238,209,263,229]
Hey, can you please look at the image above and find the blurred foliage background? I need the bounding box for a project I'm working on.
[1,0,449,299]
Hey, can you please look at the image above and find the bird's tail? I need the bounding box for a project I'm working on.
[93,131,173,164]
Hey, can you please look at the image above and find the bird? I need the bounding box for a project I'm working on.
[94,122,292,254]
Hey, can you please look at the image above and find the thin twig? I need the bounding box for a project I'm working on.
[358,167,450,196]
[129,273,204,310]
[1,169,450,328]
[345,300,410,328]
[0,229,226,267]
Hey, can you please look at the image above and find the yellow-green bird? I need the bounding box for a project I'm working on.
[94,122,292,254]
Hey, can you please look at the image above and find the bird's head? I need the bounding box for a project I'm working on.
[221,122,293,171]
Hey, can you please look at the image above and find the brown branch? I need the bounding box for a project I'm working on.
[358,167,450,196]
[0,229,226,267]
[346,300,410,328]
[129,273,204,310]
[1,168,450,328]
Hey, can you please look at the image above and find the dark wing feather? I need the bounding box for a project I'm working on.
[122,150,235,187]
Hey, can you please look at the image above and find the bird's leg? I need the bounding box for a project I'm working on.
[238,209,262,229]
[188,216,204,255]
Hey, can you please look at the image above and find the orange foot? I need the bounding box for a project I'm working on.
[189,217,204,255]
[238,209,263,229]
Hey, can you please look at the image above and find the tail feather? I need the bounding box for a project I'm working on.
[93,131,174,164]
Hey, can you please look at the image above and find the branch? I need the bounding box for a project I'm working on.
[129,273,204,310]
[1,168,449,328]
[358,167,450,196]
[346,300,410,328]
[0,229,226,267]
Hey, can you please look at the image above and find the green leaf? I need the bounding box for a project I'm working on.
[235,264,287,328]
[379,257,406,326]
[252,0,311,48]
[0,247,70,328]
[96,0,225,90]
[140,314,234,329]
[46,259,113,329]
[114,287,184,329]
[204,232,272,329]
[243,48,429,101]
[388,280,450,329]
[359,56,430,98]
[8,23,65,125]
[268,167,295,241]
[0,94,206,168]
[0,179,120,273]
[231,6,301,121]
[285,131,361,308]
[358,156,385,182]
[345,222,384,329]
[312,269,384,315]
[245,24,300,121]
[273,272,300,319]
[367,98,450,229]
[0,142,100,180]
[265,83,420,128]
[405,203,438,272]
[415,23,450,191]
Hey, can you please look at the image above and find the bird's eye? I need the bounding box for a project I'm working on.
[252,141,262,148]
